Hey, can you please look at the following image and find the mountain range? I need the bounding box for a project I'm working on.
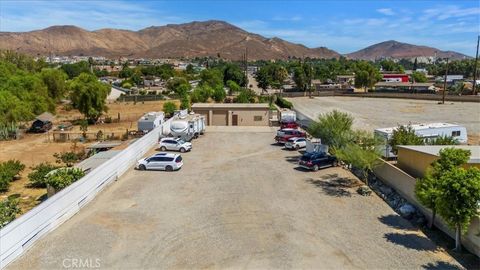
[0,20,470,61]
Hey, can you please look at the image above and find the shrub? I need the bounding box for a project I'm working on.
[45,167,85,191]
[53,151,84,167]
[0,160,25,192]
[275,95,293,109]
[163,101,178,117]
[0,196,21,228]
[28,163,59,188]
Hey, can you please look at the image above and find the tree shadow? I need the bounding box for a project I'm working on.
[305,174,361,197]
[421,261,462,270]
[378,214,417,231]
[384,233,439,251]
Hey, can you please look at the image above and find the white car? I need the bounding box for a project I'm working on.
[136,153,183,171]
[284,137,307,150]
[159,137,192,153]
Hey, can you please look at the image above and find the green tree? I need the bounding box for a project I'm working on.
[410,71,428,83]
[61,61,91,79]
[163,101,178,117]
[427,135,459,145]
[166,77,191,95]
[354,61,382,92]
[223,63,246,86]
[415,148,470,229]
[307,110,354,150]
[335,143,381,185]
[236,89,256,103]
[200,68,224,89]
[180,94,191,110]
[119,66,133,78]
[226,80,240,95]
[389,125,424,155]
[39,68,68,100]
[45,167,85,191]
[69,73,110,121]
[186,64,195,74]
[437,167,480,251]
[212,86,226,102]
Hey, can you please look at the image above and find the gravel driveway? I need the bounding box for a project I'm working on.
[8,127,462,269]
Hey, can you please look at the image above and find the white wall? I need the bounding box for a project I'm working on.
[0,119,171,268]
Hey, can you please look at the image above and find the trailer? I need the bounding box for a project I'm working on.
[374,122,468,158]
[170,112,206,141]
[137,112,164,132]
[305,138,329,154]
[279,109,296,123]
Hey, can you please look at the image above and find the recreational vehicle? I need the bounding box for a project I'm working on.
[170,112,206,141]
[374,122,468,158]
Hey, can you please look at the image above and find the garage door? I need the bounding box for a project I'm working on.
[212,111,227,126]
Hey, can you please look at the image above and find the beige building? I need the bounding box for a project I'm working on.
[191,103,270,126]
[397,145,480,178]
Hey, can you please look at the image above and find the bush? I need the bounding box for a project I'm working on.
[0,196,21,228]
[275,95,293,109]
[53,151,84,167]
[28,163,59,188]
[163,101,178,117]
[0,160,25,192]
[45,167,85,191]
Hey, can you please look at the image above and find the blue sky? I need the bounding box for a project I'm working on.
[1,0,479,56]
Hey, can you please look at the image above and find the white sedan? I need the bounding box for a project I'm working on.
[136,153,183,171]
[284,137,307,150]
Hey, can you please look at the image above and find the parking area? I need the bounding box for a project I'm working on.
[8,127,461,269]
[289,96,480,144]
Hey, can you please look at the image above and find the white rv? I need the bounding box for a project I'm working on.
[279,109,296,123]
[170,112,206,141]
[374,122,468,158]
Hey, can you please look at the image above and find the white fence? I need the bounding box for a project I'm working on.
[0,119,172,268]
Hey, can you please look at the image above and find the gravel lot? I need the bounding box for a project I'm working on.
[289,96,480,143]
[9,127,461,269]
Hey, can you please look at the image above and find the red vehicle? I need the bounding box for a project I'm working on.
[275,128,306,144]
[280,122,298,129]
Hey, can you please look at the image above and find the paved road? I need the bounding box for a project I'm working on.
[9,128,461,269]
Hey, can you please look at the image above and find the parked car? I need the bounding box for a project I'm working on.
[30,120,52,133]
[275,129,306,144]
[281,122,298,129]
[298,152,338,171]
[284,137,307,150]
[159,138,192,152]
[136,153,183,171]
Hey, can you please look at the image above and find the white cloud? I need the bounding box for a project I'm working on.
[377,8,395,16]
[423,5,480,21]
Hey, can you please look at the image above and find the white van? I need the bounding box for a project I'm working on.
[374,123,468,158]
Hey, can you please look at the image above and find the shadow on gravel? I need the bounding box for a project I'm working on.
[421,261,462,270]
[306,174,360,197]
[378,214,417,231]
[384,233,439,251]
[285,155,301,163]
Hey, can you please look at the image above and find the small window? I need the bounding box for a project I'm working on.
[452,131,461,137]
[175,156,183,162]
[254,116,263,121]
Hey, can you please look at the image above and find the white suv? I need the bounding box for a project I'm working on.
[159,138,192,153]
[136,153,183,171]
[284,137,307,150]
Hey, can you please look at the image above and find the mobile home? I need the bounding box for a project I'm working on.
[374,123,467,158]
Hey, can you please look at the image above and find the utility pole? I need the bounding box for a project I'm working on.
[442,58,449,104]
[472,35,479,95]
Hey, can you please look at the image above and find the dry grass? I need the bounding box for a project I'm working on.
[0,100,178,214]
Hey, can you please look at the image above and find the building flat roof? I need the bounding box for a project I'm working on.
[375,122,463,134]
[398,145,480,163]
[375,82,433,87]
[192,103,270,109]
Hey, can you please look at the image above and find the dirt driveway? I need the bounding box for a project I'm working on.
[8,127,461,269]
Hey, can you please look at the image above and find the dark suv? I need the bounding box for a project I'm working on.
[299,152,338,171]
